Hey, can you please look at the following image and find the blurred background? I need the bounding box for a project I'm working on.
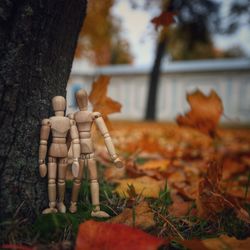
[66,0,250,124]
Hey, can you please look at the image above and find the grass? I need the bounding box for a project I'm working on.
[1,169,250,248]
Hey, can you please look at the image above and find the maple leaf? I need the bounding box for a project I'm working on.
[89,75,121,117]
[75,220,168,250]
[151,11,176,30]
[176,90,223,137]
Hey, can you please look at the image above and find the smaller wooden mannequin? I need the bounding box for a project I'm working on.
[39,96,80,214]
[69,89,123,218]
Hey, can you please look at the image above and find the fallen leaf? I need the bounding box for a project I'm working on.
[176,90,223,137]
[137,159,170,172]
[202,235,250,250]
[115,176,165,198]
[0,245,33,250]
[75,220,168,250]
[168,200,192,217]
[109,201,155,230]
[167,171,186,184]
[180,239,209,250]
[181,236,250,250]
[196,157,250,222]
[104,165,126,182]
[222,158,246,180]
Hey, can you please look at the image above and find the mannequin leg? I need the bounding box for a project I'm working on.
[57,157,68,213]
[88,157,110,218]
[42,157,57,214]
[69,158,84,213]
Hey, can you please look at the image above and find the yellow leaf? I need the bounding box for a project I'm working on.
[115,176,165,198]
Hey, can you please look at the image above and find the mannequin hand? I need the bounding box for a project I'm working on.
[39,164,47,177]
[114,158,124,168]
[72,160,80,178]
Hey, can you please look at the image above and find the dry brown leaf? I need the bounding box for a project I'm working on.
[177,90,223,137]
[222,158,246,180]
[197,157,250,222]
[109,201,155,230]
[76,220,168,250]
[114,176,165,198]
[168,200,192,217]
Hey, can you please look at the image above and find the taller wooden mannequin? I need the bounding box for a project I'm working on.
[69,89,123,218]
[39,96,80,214]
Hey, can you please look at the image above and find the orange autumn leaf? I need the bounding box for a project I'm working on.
[89,75,122,117]
[176,90,223,137]
[181,235,250,250]
[151,11,176,30]
[75,220,168,250]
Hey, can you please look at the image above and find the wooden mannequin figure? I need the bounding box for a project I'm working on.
[39,96,80,214]
[69,89,123,218]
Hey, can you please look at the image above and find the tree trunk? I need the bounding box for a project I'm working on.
[145,34,167,120]
[0,0,87,221]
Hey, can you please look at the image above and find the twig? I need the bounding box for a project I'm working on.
[152,209,184,240]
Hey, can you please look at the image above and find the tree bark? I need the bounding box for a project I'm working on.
[0,0,87,221]
[145,34,167,120]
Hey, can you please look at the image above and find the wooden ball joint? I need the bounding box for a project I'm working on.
[69,89,124,218]
[38,96,80,214]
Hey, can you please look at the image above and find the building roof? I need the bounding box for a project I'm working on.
[71,58,250,76]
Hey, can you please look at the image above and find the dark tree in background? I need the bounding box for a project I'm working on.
[0,0,87,222]
[145,0,219,120]
[145,0,170,120]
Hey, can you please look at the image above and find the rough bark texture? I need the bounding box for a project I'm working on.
[145,35,167,120]
[0,0,87,221]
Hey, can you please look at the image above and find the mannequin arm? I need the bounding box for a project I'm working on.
[39,118,51,177]
[92,112,123,168]
[69,114,80,177]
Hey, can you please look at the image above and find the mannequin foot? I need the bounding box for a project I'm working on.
[57,202,66,213]
[91,210,110,218]
[42,207,58,214]
[69,202,77,213]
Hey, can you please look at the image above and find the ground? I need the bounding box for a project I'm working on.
[1,121,250,250]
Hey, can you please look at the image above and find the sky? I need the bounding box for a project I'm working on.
[112,0,250,66]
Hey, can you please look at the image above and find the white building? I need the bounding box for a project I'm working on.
[67,58,250,124]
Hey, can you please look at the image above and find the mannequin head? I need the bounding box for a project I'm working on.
[52,96,66,116]
[75,89,88,111]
